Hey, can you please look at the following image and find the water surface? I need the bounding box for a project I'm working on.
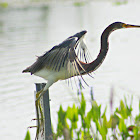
[1,1,140,139]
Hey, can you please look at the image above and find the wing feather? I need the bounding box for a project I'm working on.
[22,31,92,84]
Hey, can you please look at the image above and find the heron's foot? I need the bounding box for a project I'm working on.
[35,117,44,140]
[35,91,44,123]
[32,118,45,121]
[35,124,39,140]
[36,89,44,101]
[27,125,39,140]
[31,118,37,121]
[28,125,37,129]
[34,106,44,140]
[36,89,46,103]
[35,93,44,133]
[35,100,44,123]
[35,90,45,140]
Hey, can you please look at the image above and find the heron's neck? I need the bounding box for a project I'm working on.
[86,28,110,73]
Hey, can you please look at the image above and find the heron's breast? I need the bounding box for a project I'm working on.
[34,67,72,82]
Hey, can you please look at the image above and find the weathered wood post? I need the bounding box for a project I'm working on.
[35,83,53,140]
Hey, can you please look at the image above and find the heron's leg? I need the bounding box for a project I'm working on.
[36,80,55,101]
[35,96,44,140]
[35,80,54,122]
[35,89,44,128]
[35,80,54,115]
[35,80,55,137]
[35,90,46,139]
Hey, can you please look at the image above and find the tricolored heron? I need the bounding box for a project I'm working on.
[23,22,140,100]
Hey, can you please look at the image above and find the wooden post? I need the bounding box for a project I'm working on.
[35,83,53,140]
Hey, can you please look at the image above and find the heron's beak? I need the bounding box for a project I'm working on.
[123,23,140,28]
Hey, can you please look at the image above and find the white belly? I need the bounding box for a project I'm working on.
[34,67,76,82]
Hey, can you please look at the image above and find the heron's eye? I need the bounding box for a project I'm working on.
[122,23,126,28]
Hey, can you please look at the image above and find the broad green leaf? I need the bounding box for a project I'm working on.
[57,105,68,137]
[103,114,108,132]
[84,111,92,129]
[108,114,119,129]
[118,118,128,136]
[133,127,138,140]
[124,96,132,117]
[98,114,108,140]
[116,100,130,119]
[67,104,78,129]
[80,131,84,140]
[24,130,31,140]
[120,100,128,119]
[91,101,101,122]
[57,105,67,126]
[95,119,101,132]
[135,114,140,126]
[78,93,86,116]
[101,106,107,118]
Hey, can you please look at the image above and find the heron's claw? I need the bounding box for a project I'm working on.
[35,89,45,140]
[35,90,44,123]
[31,118,37,121]
[28,125,37,129]
[36,89,44,101]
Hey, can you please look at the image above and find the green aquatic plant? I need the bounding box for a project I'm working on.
[55,87,140,140]
[113,0,128,6]
[25,85,140,140]
[24,130,31,140]
[0,2,8,8]
[73,1,86,7]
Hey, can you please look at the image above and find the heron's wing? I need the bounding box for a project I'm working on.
[66,42,90,85]
[76,39,92,63]
[23,36,89,81]
[23,37,77,73]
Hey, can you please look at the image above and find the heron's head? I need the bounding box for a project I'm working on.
[108,22,140,31]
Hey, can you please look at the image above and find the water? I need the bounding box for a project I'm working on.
[1,1,140,139]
